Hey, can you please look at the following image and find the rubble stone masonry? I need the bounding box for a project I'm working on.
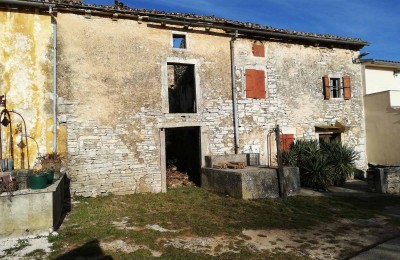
[57,13,366,197]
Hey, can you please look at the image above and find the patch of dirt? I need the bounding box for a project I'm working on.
[161,216,400,259]
[164,236,240,256]
[242,216,400,259]
[100,239,162,257]
[112,217,180,233]
[145,224,179,233]
[111,217,142,231]
[0,236,52,259]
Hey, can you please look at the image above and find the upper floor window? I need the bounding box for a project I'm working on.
[330,78,341,98]
[168,63,196,113]
[252,43,265,57]
[246,69,266,99]
[323,75,351,100]
[173,34,186,49]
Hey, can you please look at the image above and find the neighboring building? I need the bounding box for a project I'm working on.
[1,0,368,197]
[362,59,400,165]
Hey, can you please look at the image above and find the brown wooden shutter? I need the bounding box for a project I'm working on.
[280,134,294,151]
[323,75,330,100]
[342,76,351,100]
[246,69,266,98]
[252,43,265,57]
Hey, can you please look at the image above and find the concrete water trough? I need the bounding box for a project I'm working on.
[201,155,300,199]
[0,173,65,238]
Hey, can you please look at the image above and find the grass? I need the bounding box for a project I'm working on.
[49,186,400,259]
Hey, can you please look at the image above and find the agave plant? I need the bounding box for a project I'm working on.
[321,141,359,186]
[299,150,333,190]
[282,149,297,167]
[284,139,359,189]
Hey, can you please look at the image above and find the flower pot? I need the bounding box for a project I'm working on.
[46,169,55,184]
[28,173,47,189]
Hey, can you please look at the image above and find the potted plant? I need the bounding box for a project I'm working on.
[37,152,62,173]
[27,170,48,189]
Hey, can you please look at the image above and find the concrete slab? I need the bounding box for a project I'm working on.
[351,236,400,260]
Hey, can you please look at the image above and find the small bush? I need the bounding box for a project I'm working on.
[283,139,358,190]
[321,142,359,186]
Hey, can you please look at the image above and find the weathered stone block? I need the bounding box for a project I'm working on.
[205,154,247,168]
[201,166,300,199]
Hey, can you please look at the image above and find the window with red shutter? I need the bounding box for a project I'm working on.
[342,76,351,100]
[252,43,265,57]
[246,69,266,99]
[323,75,330,100]
[280,134,294,151]
[322,75,352,100]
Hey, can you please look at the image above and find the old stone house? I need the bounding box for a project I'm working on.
[1,0,368,197]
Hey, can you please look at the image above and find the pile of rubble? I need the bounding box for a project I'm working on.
[213,161,246,169]
[166,166,194,188]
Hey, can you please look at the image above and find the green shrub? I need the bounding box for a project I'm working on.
[282,139,358,190]
[320,142,359,186]
[299,150,333,190]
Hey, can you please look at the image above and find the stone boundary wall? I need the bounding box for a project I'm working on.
[367,166,400,194]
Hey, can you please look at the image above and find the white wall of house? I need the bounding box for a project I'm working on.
[364,67,400,94]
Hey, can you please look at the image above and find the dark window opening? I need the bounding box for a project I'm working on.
[173,34,186,49]
[330,78,342,98]
[168,63,196,113]
[318,133,341,144]
[165,127,201,186]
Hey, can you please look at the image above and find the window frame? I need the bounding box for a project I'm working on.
[323,74,351,100]
[171,32,188,50]
[161,58,201,114]
[329,77,343,99]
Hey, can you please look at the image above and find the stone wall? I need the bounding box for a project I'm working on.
[234,39,366,168]
[367,166,400,194]
[0,10,54,168]
[56,13,367,197]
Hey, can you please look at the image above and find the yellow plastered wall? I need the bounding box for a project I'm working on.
[0,10,54,169]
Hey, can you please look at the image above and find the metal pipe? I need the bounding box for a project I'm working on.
[0,0,55,8]
[230,31,240,154]
[10,110,29,169]
[50,6,58,154]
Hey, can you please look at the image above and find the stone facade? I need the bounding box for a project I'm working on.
[54,13,367,197]
[0,2,368,197]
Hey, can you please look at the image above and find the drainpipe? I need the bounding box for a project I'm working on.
[50,6,58,154]
[230,30,240,154]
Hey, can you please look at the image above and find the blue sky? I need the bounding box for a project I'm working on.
[88,0,400,61]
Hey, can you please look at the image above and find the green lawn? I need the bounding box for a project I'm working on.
[49,186,400,259]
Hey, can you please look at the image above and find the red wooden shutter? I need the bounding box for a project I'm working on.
[246,69,266,98]
[252,43,265,57]
[342,76,351,100]
[323,75,330,100]
[280,134,294,151]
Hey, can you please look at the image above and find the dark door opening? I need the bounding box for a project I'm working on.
[318,133,341,144]
[165,127,201,186]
